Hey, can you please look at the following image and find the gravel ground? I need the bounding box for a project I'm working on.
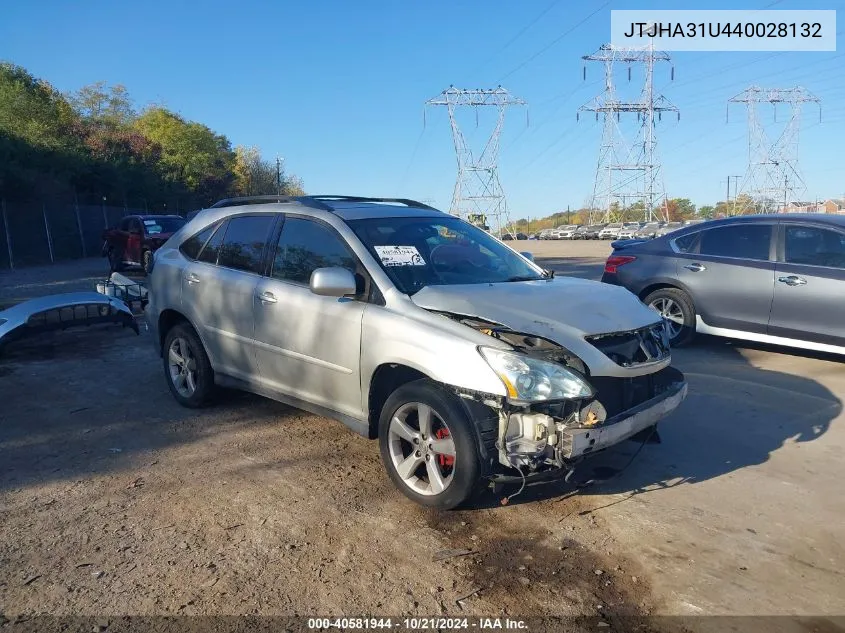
[0,250,657,630]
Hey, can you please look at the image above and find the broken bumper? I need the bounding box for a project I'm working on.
[559,378,687,459]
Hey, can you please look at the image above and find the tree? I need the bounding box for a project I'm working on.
[233,146,278,196]
[134,106,235,199]
[670,198,696,219]
[70,81,135,125]
[699,205,715,219]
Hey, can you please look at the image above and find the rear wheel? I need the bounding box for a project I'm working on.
[163,323,215,407]
[644,287,696,347]
[379,380,482,510]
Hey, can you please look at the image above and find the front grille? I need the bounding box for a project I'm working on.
[588,366,683,419]
[586,323,670,367]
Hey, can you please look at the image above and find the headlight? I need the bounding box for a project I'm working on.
[479,347,594,402]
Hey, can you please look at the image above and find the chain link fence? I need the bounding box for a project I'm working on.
[0,194,206,270]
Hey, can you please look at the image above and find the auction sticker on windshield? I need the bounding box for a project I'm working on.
[374,245,426,267]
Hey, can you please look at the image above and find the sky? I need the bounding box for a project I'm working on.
[1,0,844,218]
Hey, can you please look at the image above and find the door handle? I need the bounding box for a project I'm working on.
[257,291,278,304]
[683,263,706,272]
[778,275,807,286]
[185,273,201,284]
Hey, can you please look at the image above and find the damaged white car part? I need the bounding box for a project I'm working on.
[436,310,686,478]
[0,292,138,354]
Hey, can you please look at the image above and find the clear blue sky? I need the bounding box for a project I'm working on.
[2,0,843,217]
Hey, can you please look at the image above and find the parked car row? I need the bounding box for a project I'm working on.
[533,219,707,241]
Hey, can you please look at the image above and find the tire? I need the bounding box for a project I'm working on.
[162,323,215,408]
[142,249,153,275]
[379,379,484,510]
[643,287,696,347]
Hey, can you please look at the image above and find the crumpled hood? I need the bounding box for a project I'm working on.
[411,277,661,341]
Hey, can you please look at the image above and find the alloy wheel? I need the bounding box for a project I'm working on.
[649,297,685,340]
[387,402,456,496]
[168,337,198,397]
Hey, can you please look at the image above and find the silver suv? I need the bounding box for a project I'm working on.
[147,196,687,509]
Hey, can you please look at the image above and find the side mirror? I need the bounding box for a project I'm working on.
[310,267,357,298]
[520,251,535,262]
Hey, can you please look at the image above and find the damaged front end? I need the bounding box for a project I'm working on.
[438,312,687,482]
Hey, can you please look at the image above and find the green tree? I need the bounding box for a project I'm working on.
[670,198,696,219]
[70,81,135,125]
[134,106,235,199]
[233,146,278,196]
[699,205,715,219]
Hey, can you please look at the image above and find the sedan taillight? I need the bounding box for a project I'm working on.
[604,255,637,274]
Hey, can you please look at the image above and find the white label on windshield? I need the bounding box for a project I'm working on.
[143,220,159,226]
[374,245,426,267]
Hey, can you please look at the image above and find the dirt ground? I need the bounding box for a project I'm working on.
[0,257,659,631]
[2,248,844,633]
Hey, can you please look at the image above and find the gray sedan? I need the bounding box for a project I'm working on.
[601,214,845,355]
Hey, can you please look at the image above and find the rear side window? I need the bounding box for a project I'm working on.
[198,222,227,264]
[785,226,845,268]
[699,224,771,261]
[217,215,275,273]
[271,217,356,284]
[673,232,698,253]
[180,225,215,260]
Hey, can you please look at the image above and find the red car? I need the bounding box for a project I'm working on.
[101,215,186,274]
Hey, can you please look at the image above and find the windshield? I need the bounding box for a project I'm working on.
[143,217,186,235]
[347,216,545,295]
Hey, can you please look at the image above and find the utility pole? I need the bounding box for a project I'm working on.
[728,86,820,214]
[276,156,282,196]
[728,174,742,215]
[579,39,678,224]
[425,86,528,237]
[567,205,570,224]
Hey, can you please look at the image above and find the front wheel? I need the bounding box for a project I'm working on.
[644,287,697,347]
[379,379,483,510]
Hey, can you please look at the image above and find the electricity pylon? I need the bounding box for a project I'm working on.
[727,86,821,214]
[426,86,527,235]
[578,42,678,223]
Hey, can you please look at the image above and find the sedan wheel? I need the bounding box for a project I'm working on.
[387,402,456,496]
[643,287,697,347]
[649,297,685,341]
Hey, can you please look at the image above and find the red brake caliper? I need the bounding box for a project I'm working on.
[435,428,454,468]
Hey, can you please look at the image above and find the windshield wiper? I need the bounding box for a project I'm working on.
[505,275,544,282]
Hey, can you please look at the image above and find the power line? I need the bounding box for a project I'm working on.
[464,0,565,80]
[498,1,612,82]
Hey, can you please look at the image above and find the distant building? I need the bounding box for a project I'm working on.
[781,199,845,214]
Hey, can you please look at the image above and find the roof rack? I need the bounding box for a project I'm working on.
[307,196,438,210]
[208,195,438,213]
